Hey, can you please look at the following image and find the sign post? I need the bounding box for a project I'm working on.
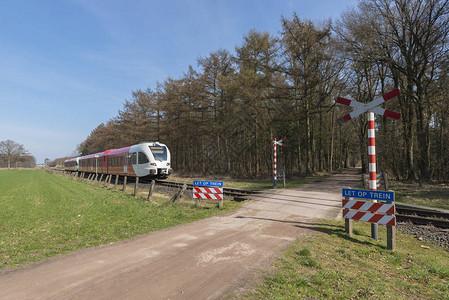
[337,89,400,241]
[273,138,277,189]
[271,137,286,189]
[193,181,224,208]
[368,112,379,240]
[342,188,396,250]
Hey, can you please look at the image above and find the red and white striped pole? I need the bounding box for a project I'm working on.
[273,138,277,188]
[368,112,379,240]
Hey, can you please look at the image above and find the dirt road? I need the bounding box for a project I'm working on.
[0,169,360,299]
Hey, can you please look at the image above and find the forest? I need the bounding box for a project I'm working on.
[78,0,449,181]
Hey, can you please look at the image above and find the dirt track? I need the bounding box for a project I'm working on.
[0,169,360,299]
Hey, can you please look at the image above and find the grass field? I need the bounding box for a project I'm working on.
[390,181,449,210]
[244,220,449,299]
[0,170,241,268]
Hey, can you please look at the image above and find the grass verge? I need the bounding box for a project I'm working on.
[390,181,449,210]
[0,170,241,268]
[244,220,449,299]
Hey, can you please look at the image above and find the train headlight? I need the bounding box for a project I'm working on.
[150,163,156,166]
[166,163,170,166]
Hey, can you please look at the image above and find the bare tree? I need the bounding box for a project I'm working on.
[0,140,29,169]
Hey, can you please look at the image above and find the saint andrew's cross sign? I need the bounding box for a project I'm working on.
[336,89,401,124]
[336,88,400,248]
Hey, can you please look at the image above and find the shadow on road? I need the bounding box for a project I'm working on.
[235,215,385,249]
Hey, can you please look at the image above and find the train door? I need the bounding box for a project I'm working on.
[103,156,107,173]
[123,153,128,174]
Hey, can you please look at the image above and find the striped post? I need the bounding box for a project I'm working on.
[273,138,277,188]
[368,112,378,240]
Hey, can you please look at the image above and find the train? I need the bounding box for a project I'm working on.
[63,142,172,179]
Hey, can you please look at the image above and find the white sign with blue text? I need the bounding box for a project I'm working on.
[342,188,394,202]
[193,181,223,187]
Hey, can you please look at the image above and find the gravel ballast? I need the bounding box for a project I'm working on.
[397,222,449,249]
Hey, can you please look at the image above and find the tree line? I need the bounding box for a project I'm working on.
[0,140,36,168]
[79,0,449,181]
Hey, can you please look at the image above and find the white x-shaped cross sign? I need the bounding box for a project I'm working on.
[272,137,287,147]
[336,89,401,124]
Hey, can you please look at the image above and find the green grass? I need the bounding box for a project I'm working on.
[390,181,449,210]
[0,170,241,268]
[244,220,449,299]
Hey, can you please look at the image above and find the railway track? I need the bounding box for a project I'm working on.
[396,204,449,228]
[60,173,449,229]
[154,180,258,198]
[155,180,449,228]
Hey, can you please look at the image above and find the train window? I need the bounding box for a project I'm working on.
[131,152,137,164]
[138,152,149,164]
[149,146,167,161]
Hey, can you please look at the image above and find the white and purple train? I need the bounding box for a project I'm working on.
[64,142,172,179]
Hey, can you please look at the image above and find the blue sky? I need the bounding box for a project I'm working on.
[0,0,358,164]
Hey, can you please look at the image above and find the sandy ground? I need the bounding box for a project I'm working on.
[0,169,360,300]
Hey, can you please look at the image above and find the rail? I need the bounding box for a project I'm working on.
[396,204,449,228]
[55,173,449,228]
[156,181,449,228]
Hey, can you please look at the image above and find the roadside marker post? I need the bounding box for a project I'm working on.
[336,89,400,241]
[193,181,224,209]
[271,138,286,189]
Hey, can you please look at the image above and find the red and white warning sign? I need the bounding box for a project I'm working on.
[342,199,395,214]
[193,186,223,200]
[342,209,396,226]
[336,89,401,124]
[341,192,396,226]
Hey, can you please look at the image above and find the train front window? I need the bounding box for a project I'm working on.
[138,152,149,164]
[149,146,167,161]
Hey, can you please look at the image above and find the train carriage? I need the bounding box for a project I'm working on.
[78,151,108,174]
[63,157,79,171]
[66,142,171,179]
[107,146,133,176]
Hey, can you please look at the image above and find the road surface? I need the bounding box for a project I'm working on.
[0,169,360,299]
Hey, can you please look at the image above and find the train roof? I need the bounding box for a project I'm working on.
[64,157,79,163]
[77,142,168,159]
[108,146,132,156]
